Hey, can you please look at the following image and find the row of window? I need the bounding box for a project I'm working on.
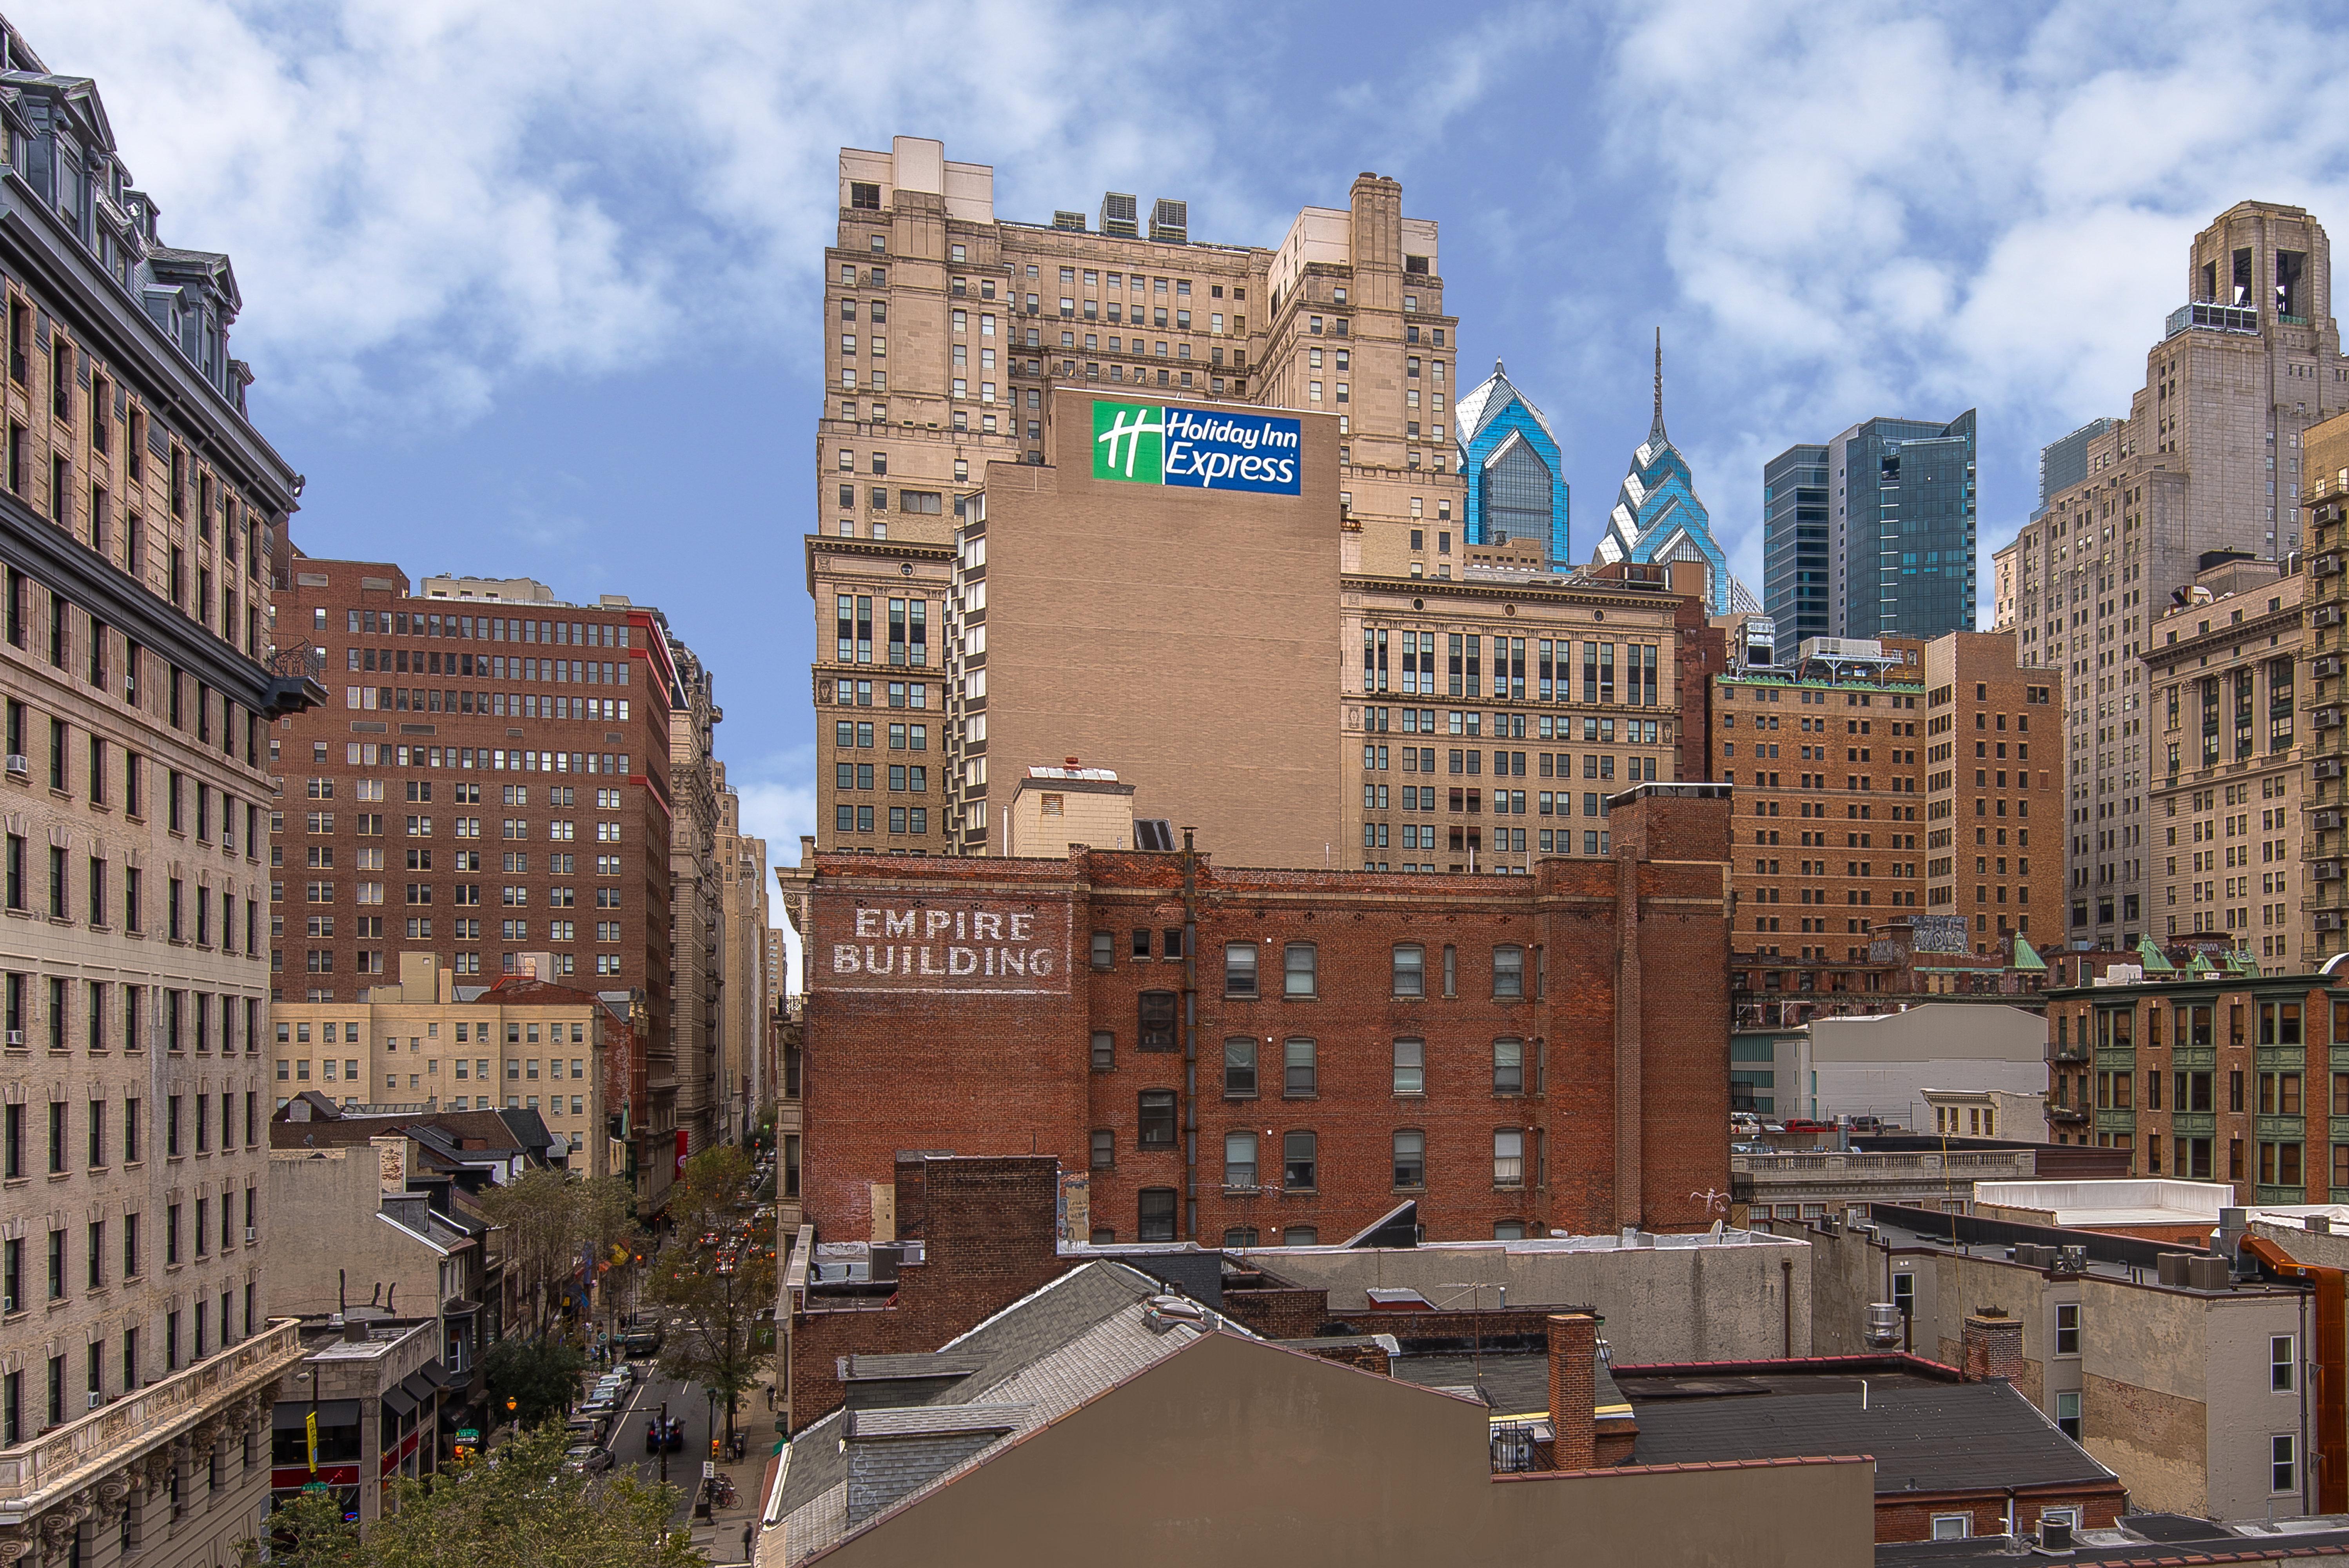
[280,867,622,904]
[1092,1033,1535,1097]
[2,1194,258,1318]
[1091,1119,1532,1191]
[0,1278,263,1444]
[2,974,258,1054]
[329,608,628,648]
[7,701,260,849]
[1084,938,1534,1001]
[3,1090,261,1176]
[343,686,628,723]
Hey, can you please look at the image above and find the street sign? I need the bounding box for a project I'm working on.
[456,1428,480,1442]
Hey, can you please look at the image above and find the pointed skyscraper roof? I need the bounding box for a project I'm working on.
[1454,359,1555,448]
[1650,328,1666,446]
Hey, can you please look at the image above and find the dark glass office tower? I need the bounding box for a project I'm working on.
[1823,411,1978,643]
[1761,444,1829,663]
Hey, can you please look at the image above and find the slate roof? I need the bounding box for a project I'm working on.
[774,1261,1240,1563]
[1620,1372,2117,1495]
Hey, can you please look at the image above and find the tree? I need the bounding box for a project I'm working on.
[256,1485,361,1568]
[370,1424,698,1568]
[484,1336,587,1429]
[479,1170,638,1336]
[648,1147,773,1444]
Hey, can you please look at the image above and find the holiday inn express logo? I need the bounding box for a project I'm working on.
[1092,401,1165,483]
[1090,398,1302,495]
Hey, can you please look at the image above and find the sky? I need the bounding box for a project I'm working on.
[28,0,2349,981]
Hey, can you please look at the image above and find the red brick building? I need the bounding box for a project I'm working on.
[797,784,1734,1246]
[267,559,682,1189]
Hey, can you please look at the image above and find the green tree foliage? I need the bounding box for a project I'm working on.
[484,1336,587,1428]
[479,1170,638,1336]
[251,1423,700,1568]
[648,1147,774,1442]
[258,1485,361,1568]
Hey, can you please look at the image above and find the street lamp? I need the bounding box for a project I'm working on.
[505,1395,518,1435]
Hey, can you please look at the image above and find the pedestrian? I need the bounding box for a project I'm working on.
[741,1523,755,1562]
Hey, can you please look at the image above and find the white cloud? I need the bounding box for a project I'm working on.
[13,0,1264,426]
[1597,0,2349,598]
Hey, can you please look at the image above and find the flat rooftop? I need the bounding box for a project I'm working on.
[1882,1512,2349,1566]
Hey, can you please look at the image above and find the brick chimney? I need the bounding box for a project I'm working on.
[1961,1307,2023,1383]
[1547,1312,1597,1470]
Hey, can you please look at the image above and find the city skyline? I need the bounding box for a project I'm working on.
[25,1,2349,921]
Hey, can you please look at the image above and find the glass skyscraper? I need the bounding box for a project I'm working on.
[1456,360,1570,568]
[1761,444,1829,662]
[1764,410,1977,656]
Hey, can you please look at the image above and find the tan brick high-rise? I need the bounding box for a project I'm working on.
[1996,201,2349,953]
[0,15,314,1566]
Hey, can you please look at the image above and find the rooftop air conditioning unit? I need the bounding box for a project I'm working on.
[2041,1521,2075,1552]
[1150,198,1188,245]
[4,754,25,774]
[1099,192,1138,239]
[1051,210,1087,232]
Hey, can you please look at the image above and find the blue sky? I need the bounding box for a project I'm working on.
[31,0,2349,953]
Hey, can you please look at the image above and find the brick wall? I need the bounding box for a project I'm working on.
[1872,1488,2125,1544]
[803,788,1734,1249]
[787,1156,1069,1430]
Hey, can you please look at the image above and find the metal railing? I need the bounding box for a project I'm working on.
[0,1319,304,1506]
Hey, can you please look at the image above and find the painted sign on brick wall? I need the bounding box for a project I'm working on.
[821,898,1072,994]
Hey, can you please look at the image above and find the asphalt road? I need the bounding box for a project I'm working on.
[601,1360,748,1521]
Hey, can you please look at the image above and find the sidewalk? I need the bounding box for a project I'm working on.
[683,1370,782,1564]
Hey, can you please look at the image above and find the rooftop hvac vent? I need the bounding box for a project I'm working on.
[1150,198,1188,244]
[1053,210,1087,232]
[1134,818,1175,852]
[1100,192,1138,238]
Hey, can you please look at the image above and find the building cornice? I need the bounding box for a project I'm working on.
[0,174,299,505]
[0,496,318,717]
[1341,572,1683,616]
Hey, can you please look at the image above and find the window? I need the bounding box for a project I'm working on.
[2054,1302,2080,1356]
[1090,930,1113,970]
[1930,1517,1972,1542]
[2275,1433,2298,1495]
[1494,1129,1525,1186]
[1392,943,1424,997]
[1493,1038,1524,1094]
[1392,1130,1425,1188]
[2274,1334,2297,1392]
[1089,1129,1113,1170]
[1283,1037,1316,1097]
[1137,1188,1177,1243]
[1224,1131,1258,1189]
[1393,1038,1425,1096]
[2055,1391,2081,1441]
[1223,1037,1257,1097]
[1223,942,1257,997]
[1090,1031,1113,1072]
[1492,945,1524,998]
[1137,990,1177,1052]
[1137,1090,1176,1148]
[1282,1131,1317,1190]
[1283,942,1316,998]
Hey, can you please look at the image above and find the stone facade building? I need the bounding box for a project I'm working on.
[0,19,316,1568]
[664,636,721,1158]
[1995,201,2349,955]
[2299,411,2349,964]
[2144,555,2304,959]
[712,764,767,1134]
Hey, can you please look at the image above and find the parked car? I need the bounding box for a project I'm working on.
[563,1445,615,1475]
[1781,1119,1834,1136]
[623,1329,663,1359]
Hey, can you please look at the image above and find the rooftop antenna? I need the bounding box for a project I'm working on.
[1649,327,1667,445]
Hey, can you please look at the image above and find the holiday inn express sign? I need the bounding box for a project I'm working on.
[1092,399,1302,494]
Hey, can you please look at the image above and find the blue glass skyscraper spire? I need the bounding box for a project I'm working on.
[1592,331,1757,616]
[1456,360,1571,569]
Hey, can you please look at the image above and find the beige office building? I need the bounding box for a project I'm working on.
[713,766,768,1130]
[2143,555,2305,963]
[1995,201,2349,953]
[268,955,613,1176]
[666,636,724,1153]
[0,16,318,1566]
